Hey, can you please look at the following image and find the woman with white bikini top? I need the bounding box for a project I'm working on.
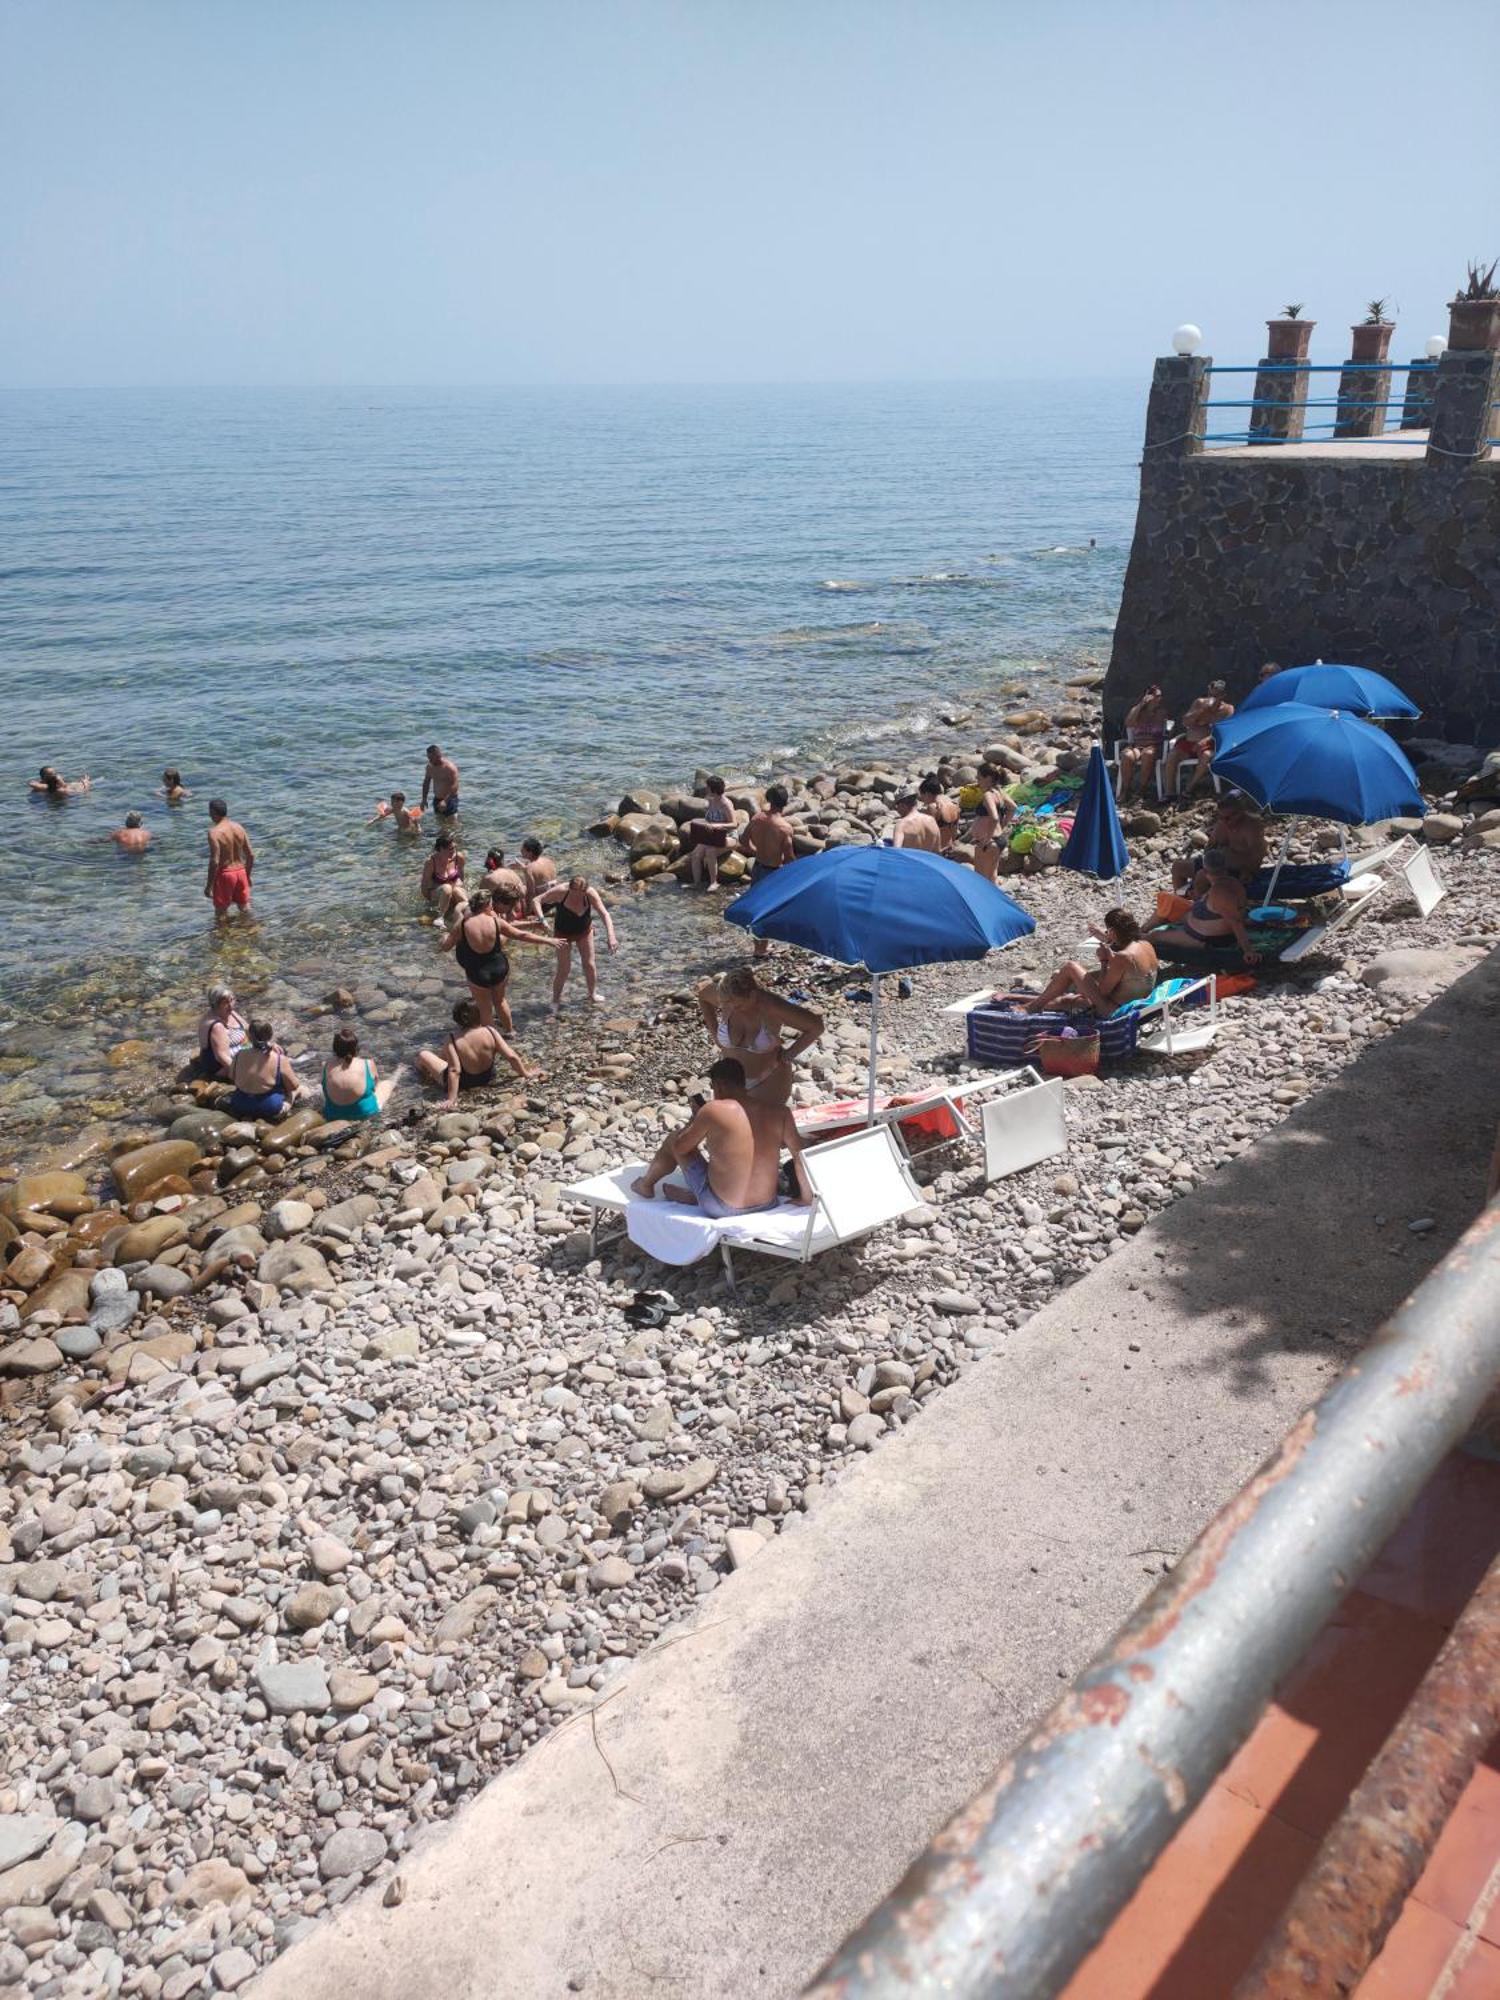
[695,966,824,1107]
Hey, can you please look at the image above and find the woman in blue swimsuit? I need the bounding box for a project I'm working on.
[321,1029,391,1121]
[227,1021,304,1121]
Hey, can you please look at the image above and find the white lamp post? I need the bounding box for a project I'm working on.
[1425,335,1447,359]
[1172,324,1203,356]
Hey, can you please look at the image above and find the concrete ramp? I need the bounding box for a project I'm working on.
[253,950,1500,2000]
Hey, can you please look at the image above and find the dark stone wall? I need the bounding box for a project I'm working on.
[1105,400,1500,750]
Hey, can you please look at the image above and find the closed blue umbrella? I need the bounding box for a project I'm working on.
[1058,744,1129,880]
[1239,663,1420,720]
[724,846,1034,1118]
[1212,703,1425,906]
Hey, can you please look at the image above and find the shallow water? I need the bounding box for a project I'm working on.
[0,381,1141,1153]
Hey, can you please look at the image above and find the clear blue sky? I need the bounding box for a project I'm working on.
[3,0,1496,385]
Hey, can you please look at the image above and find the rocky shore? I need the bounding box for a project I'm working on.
[2,686,1499,1996]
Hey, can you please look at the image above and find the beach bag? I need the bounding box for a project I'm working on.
[1025,1028,1101,1079]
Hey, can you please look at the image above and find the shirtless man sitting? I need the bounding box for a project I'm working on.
[205,799,255,919]
[111,812,151,853]
[738,784,797,961]
[422,744,461,818]
[918,773,959,852]
[890,792,943,851]
[631,1057,812,1218]
[1171,798,1267,890]
[1163,680,1235,799]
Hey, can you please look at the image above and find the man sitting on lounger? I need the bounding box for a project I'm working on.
[632,1057,812,1217]
[1148,848,1262,964]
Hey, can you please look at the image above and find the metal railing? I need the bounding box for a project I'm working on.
[805,1196,1500,2000]
[1199,361,1437,447]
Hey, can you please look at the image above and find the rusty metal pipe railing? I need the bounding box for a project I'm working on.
[805,1200,1500,2000]
[1234,1548,1500,1998]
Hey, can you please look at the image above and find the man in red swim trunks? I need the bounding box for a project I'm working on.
[206,798,255,920]
[1163,679,1235,800]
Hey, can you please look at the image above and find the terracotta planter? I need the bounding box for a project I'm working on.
[1447,297,1500,353]
[1266,318,1314,361]
[1350,322,1393,363]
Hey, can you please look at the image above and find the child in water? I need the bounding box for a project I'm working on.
[369,790,424,832]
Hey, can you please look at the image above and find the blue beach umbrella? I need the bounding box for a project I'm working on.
[1240,662,1421,720]
[1058,744,1129,880]
[724,845,1035,1119]
[1212,703,1425,906]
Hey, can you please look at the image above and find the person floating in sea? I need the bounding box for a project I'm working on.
[226,1020,304,1121]
[890,792,943,851]
[918,773,960,853]
[968,762,1015,883]
[320,1029,399,1122]
[369,789,423,832]
[536,874,617,1013]
[160,767,190,804]
[111,812,151,853]
[1117,685,1168,803]
[737,784,796,959]
[205,798,255,920]
[421,832,467,920]
[422,743,461,819]
[441,885,565,1031]
[631,1056,811,1217]
[686,776,736,889]
[694,965,823,1106]
[195,984,248,1080]
[415,997,538,1104]
[1162,680,1235,799]
[519,836,556,906]
[30,766,91,799]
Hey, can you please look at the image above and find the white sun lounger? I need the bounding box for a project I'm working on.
[795,1066,1046,1160]
[565,1124,925,1286]
[1276,836,1442,964]
[981,1073,1067,1181]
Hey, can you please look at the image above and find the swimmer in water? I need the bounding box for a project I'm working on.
[160,767,190,803]
[369,789,423,832]
[111,811,151,853]
[30,765,92,798]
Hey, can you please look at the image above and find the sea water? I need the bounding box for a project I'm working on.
[0,380,1142,1147]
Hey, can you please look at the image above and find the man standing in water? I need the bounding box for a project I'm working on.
[738,784,797,961]
[206,798,254,919]
[422,744,461,818]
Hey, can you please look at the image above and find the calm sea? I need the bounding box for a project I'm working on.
[0,382,1142,1141]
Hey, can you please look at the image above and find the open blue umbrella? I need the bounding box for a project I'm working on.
[725,846,1034,1119]
[1212,703,1424,905]
[1240,663,1420,720]
[1058,743,1129,880]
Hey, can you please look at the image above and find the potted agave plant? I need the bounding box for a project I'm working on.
[1266,302,1314,361]
[1448,259,1500,352]
[1351,299,1394,363]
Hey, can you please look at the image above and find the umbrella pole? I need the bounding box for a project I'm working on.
[1261,826,1293,909]
[866,975,881,1127]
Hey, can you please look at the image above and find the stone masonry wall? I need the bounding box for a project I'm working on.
[1104,388,1500,750]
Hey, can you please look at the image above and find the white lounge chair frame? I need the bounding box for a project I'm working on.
[796,1066,1048,1162]
[1277,835,1440,964]
[566,1123,924,1288]
[981,1074,1067,1182]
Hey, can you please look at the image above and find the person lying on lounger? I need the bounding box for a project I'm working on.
[995,908,1160,1017]
[631,1057,812,1218]
[1148,849,1262,964]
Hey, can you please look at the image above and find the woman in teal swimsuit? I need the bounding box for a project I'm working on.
[321,1029,393,1121]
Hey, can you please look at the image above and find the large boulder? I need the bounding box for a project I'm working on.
[20,1270,93,1325]
[111,1140,200,1204]
[257,1241,333,1293]
[113,1214,190,1266]
[1,1171,90,1222]
[1359,947,1481,999]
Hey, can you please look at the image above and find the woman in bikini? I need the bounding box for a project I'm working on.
[536,874,617,1012]
[421,832,468,921]
[441,887,565,1030]
[193,984,249,1080]
[320,1029,398,1122]
[687,776,737,889]
[1117,686,1168,802]
[1148,850,1262,964]
[968,762,1015,884]
[415,998,537,1105]
[1000,909,1160,1017]
[227,1021,304,1122]
[694,966,824,1107]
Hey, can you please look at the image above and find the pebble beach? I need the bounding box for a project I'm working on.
[2,667,1499,1993]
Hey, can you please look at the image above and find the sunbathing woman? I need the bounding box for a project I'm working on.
[421,832,467,921]
[694,965,824,1107]
[999,909,1159,1016]
[1117,686,1167,802]
[415,998,537,1106]
[1148,850,1262,965]
[441,887,564,1030]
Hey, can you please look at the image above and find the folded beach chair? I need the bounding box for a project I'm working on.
[981,1073,1067,1182]
[564,1124,924,1287]
[794,1067,1043,1161]
[946,976,1216,1065]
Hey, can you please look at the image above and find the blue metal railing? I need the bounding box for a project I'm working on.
[1200,359,1437,447]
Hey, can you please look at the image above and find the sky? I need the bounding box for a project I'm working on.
[2,0,1497,386]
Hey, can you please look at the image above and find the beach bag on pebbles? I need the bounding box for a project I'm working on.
[1025,1028,1101,1079]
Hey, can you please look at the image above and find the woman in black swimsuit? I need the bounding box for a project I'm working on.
[440,887,565,1030]
[414,998,536,1106]
[536,875,618,1013]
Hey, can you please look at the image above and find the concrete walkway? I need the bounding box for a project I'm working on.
[253,950,1500,2000]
